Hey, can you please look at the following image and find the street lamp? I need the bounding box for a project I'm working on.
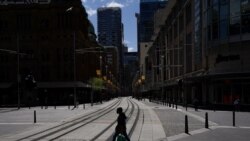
[66,7,77,108]
[161,55,164,104]
[0,34,25,109]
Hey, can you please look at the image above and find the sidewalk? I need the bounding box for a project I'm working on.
[142,99,250,141]
[0,99,117,138]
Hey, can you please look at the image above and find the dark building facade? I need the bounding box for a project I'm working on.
[124,52,138,96]
[0,0,102,106]
[139,0,168,42]
[97,7,123,73]
[135,0,250,110]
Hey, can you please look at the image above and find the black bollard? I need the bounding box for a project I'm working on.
[205,112,209,128]
[176,102,178,109]
[185,115,189,134]
[68,105,70,110]
[233,110,235,126]
[54,105,56,109]
[34,110,36,123]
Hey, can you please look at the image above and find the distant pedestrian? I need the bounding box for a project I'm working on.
[113,107,130,141]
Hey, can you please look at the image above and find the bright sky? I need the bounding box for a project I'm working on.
[81,0,139,52]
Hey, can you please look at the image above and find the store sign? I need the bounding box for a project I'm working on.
[0,0,51,5]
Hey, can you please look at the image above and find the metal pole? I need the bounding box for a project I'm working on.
[100,56,102,103]
[233,110,235,126]
[185,115,189,134]
[205,112,209,128]
[17,33,20,109]
[34,110,36,123]
[161,56,164,104]
[73,31,77,108]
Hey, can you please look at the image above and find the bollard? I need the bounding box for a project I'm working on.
[205,112,209,128]
[233,110,235,126]
[175,102,178,109]
[34,110,36,123]
[54,105,56,109]
[83,103,85,109]
[185,115,189,134]
[68,105,70,110]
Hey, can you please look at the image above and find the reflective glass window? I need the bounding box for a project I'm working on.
[212,3,219,22]
[230,0,241,17]
[212,22,219,39]
[242,14,250,33]
[241,0,250,14]
[220,3,229,21]
[220,20,229,39]
[230,16,241,35]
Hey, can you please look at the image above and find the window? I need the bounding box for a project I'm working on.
[212,3,219,22]
[241,0,250,33]
[241,0,250,14]
[212,22,219,39]
[179,14,184,33]
[230,0,241,17]
[186,4,192,25]
[220,3,229,21]
[242,14,250,33]
[220,20,229,39]
[230,16,241,35]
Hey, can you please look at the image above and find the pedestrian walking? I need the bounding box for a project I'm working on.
[113,107,130,141]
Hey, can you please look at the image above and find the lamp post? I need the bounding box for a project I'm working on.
[66,7,77,108]
[0,33,22,109]
[161,55,164,104]
[73,31,77,108]
[17,34,20,109]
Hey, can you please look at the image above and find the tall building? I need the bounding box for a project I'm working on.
[137,0,167,78]
[124,52,138,96]
[97,7,123,73]
[0,0,102,106]
[139,0,168,42]
[135,0,250,110]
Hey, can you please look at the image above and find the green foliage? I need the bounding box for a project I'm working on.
[89,77,104,91]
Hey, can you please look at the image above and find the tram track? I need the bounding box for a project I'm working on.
[89,97,133,141]
[103,98,141,141]
[14,99,121,141]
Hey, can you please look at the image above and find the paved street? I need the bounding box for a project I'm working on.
[0,100,115,139]
[0,98,250,141]
[143,99,250,141]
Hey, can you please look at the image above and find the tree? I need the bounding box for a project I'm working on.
[89,77,104,105]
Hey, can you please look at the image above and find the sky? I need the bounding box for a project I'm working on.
[81,0,139,52]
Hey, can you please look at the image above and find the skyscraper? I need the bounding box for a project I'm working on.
[139,0,168,43]
[136,0,168,82]
[97,7,123,69]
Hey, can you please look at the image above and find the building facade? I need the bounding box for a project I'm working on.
[124,52,138,96]
[136,0,250,110]
[0,0,102,106]
[97,7,123,74]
